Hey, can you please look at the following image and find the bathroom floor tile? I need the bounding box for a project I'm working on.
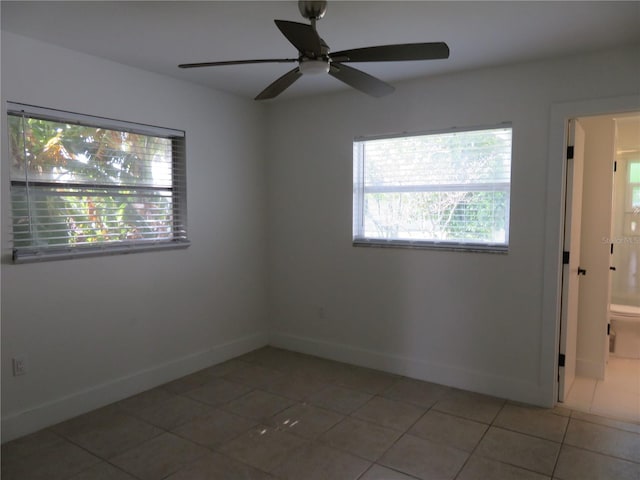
[332,365,400,394]
[262,373,330,400]
[570,410,640,434]
[379,434,469,480]
[269,402,344,439]
[563,376,597,412]
[352,396,425,432]
[273,442,371,480]
[319,417,402,461]
[109,432,208,480]
[222,362,286,389]
[493,403,569,442]
[408,410,488,452]
[554,445,640,480]
[474,427,560,476]
[591,382,640,423]
[126,395,212,430]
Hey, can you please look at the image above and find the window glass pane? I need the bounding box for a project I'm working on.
[8,105,187,262]
[354,126,512,249]
[632,186,640,208]
[9,116,172,188]
[629,162,640,183]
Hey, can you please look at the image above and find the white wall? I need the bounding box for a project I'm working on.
[1,32,268,441]
[266,46,640,407]
[576,116,615,379]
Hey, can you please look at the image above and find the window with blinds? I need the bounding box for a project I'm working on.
[7,103,189,262]
[353,125,512,252]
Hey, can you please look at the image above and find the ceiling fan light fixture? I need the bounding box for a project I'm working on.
[299,59,330,75]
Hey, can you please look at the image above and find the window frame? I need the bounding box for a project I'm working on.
[352,123,512,253]
[7,102,189,263]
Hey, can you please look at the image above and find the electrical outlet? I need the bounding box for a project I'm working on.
[12,356,27,376]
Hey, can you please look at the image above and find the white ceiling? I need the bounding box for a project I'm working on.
[2,1,639,101]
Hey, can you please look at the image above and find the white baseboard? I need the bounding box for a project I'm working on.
[270,332,548,407]
[1,332,268,443]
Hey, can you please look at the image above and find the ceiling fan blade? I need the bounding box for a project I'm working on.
[255,67,302,100]
[274,20,322,56]
[179,58,297,69]
[331,42,450,63]
[329,63,395,98]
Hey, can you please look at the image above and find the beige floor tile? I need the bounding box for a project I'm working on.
[127,395,213,430]
[68,462,138,479]
[308,384,373,414]
[222,389,295,421]
[493,403,569,442]
[359,464,420,480]
[262,372,330,400]
[1,435,101,480]
[182,377,252,406]
[164,451,277,479]
[563,376,596,412]
[474,427,560,476]
[352,396,425,431]
[171,407,257,449]
[1,429,62,460]
[554,445,640,480]
[219,424,308,472]
[408,410,488,452]
[570,410,640,434]
[115,387,177,415]
[269,402,344,439]
[223,362,286,389]
[273,442,371,480]
[456,455,550,480]
[564,418,640,462]
[381,378,451,408]
[320,417,402,461]
[379,434,469,480]
[332,365,400,394]
[433,389,505,424]
[110,432,208,480]
[51,407,163,459]
[161,371,216,395]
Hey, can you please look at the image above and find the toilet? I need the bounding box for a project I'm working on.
[610,303,640,359]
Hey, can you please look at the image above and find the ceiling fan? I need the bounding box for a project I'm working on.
[178,0,450,100]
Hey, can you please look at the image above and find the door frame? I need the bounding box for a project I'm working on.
[540,95,640,407]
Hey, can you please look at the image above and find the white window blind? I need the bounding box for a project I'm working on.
[353,125,512,252]
[7,103,189,262]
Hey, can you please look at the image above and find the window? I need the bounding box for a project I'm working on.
[7,103,188,262]
[353,125,512,252]
[625,160,640,235]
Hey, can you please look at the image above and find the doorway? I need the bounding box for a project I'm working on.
[559,111,640,422]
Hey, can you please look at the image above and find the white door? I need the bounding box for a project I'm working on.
[559,119,586,402]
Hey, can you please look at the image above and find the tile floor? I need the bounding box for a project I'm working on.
[2,346,640,480]
[563,356,640,423]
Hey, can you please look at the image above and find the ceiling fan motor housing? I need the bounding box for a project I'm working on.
[298,1,327,20]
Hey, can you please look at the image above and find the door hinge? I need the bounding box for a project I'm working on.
[558,353,566,367]
[567,146,574,160]
[614,161,617,172]
[607,323,611,335]
[563,251,570,264]
[611,243,614,255]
